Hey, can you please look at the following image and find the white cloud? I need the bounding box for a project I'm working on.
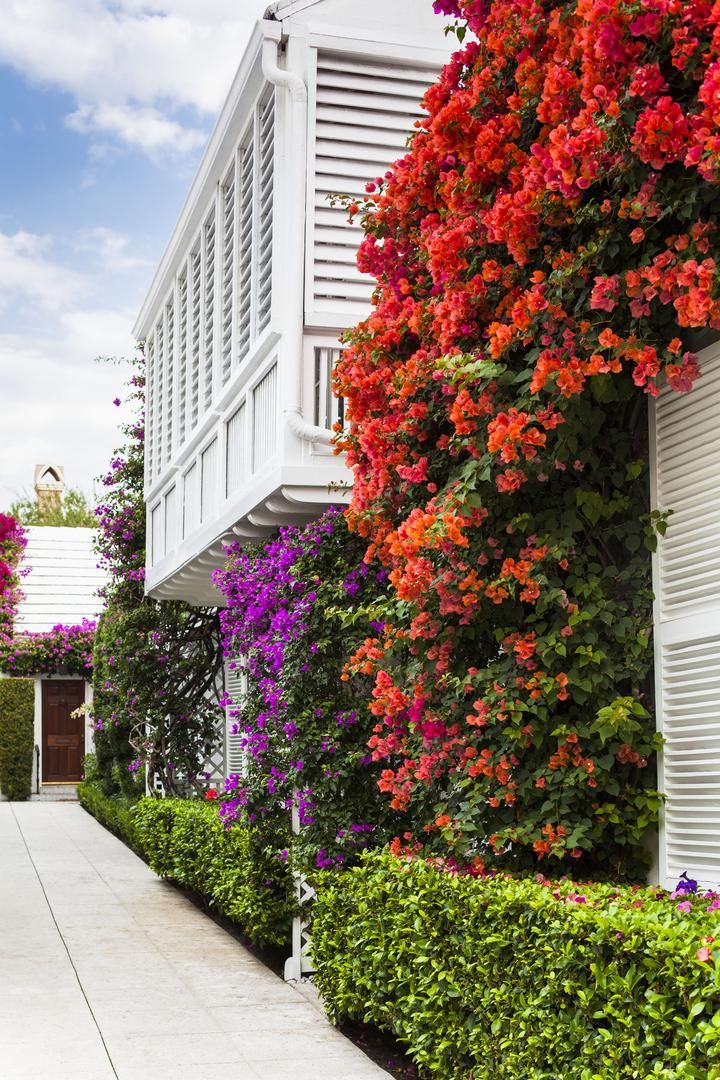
[0,0,270,154]
[76,227,151,274]
[66,102,207,155]
[0,231,87,311]
[0,325,134,504]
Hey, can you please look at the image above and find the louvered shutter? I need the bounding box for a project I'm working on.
[190,247,202,430]
[154,316,164,481]
[224,659,246,776]
[145,333,155,485]
[237,135,254,361]
[653,337,720,889]
[256,92,275,333]
[203,210,216,410]
[221,167,236,385]
[165,296,175,463]
[311,53,433,317]
[177,271,188,445]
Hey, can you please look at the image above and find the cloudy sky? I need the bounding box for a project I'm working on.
[0,0,269,506]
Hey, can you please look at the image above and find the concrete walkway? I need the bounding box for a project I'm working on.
[0,802,390,1080]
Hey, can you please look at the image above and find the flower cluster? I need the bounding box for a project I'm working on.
[0,619,96,677]
[0,513,26,635]
[213,511,403,872]
[333,0,720,874]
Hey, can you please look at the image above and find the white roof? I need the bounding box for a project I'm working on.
[15,527,107,634]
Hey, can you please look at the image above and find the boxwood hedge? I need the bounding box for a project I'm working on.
[0,677,34,801]
[311,851,720,1080]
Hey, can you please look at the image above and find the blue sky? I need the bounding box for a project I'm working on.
[0,0,269,507]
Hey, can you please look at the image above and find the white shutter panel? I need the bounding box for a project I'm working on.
[154,316,164,480]
[224,659,246,776]
[653,337,720,889]
[256,92,274,333]
[189,246,201,430]
[203,209,216,410]
[165,296,175,463]
[237,136,254,361]
[145,333,155,485]
[311,53,434,316]
[221,166,236,385]
[178,270,188,445]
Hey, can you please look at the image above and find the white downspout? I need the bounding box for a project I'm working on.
[261,25,333,449]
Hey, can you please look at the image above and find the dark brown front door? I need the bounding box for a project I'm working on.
[42,680,86,783]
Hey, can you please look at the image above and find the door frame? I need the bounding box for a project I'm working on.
[34,676,94,788]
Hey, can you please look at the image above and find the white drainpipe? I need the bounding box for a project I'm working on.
[261,25,333,449]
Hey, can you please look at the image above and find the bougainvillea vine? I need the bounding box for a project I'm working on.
[334,0,720,875]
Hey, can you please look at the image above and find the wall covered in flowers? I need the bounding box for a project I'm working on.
[330,0,720,877]
[213,509,405,875]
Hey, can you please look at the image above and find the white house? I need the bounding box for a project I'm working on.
[135,0,449,607]
[135,1,720,895]
[10,506,107,791]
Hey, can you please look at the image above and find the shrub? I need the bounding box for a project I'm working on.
[133,798,295,947]
[312,850,720,1079]
[0,678,34,801]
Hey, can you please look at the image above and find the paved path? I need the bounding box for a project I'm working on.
[0,802,390,1080]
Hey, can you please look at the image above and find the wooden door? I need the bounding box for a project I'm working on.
[42,680,86,783]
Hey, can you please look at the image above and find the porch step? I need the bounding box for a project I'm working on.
[31,785,79,802]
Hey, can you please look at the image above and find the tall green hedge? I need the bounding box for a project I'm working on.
[311,851,720,1079]
[0,678,34,801]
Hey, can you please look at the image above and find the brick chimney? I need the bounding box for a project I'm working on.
[34,464,65,516]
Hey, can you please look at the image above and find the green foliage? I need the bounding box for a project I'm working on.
[77,775,143,856]
[312,851,720,1079]
[0,678,34,801]
[10,487,96,528]
[133,798,295,947]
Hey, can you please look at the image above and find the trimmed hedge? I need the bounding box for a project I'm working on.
[311,851,720,1080]
[0,678,34,801]
[79,785,295,948]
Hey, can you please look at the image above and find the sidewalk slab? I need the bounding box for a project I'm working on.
[0,802,390,1080]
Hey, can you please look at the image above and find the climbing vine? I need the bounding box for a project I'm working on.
[335,0,720,875]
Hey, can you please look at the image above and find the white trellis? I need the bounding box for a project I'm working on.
[284,800,317,982]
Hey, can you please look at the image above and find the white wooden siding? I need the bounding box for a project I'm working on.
[226,403,247,497]
[182,463,200,541]
[14,527,107,635]
[309,52,431,317]
[201,437,219,525]
[164,485,178,557]
[253,364,278,472]
[653,339,720,888]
